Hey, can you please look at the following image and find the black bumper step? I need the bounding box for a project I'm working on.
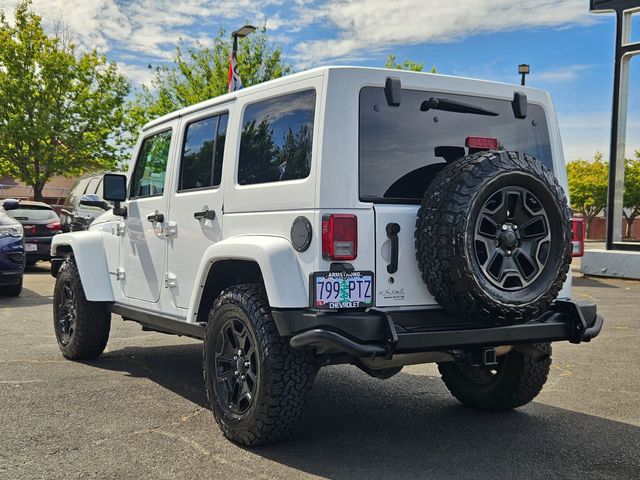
[275,300,604,359]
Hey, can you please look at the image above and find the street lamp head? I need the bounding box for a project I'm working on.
[233,25,256,38]
[518,64,531,75]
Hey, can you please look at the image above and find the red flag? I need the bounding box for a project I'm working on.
[228,50,242,93]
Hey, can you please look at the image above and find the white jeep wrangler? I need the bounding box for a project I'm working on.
[51,67,603,446]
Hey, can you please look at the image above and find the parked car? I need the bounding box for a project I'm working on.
[0,209,25,296]
[50,66,602,446]
[59,174,113,232]
[2,199,61,265]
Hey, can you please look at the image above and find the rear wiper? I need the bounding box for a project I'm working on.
[420,97,499,117]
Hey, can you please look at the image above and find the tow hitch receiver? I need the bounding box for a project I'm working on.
[469,347,497,367]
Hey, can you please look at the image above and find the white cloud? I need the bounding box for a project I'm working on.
[537,64,594,83]
[117,62,154,86]
[291,0,595,67]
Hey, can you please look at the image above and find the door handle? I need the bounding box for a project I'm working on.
[193,209,216,221]
[147,211,164,223]
[386,223,401,274]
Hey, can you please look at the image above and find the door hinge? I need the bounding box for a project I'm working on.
[114,222,126,236]
[164,272,177,288]
[115,267,126,281]
[164,221,178,237]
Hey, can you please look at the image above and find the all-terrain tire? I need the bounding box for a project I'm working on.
[2,277,22,296]
[203,284,316,446]
[415,150,572,326]
[53,257,111,359]
[438,343,552,411]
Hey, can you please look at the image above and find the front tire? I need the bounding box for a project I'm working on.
[53,257,111,359]
[2,277,23,297]
[203,284,316,446]
[438,343,551,411]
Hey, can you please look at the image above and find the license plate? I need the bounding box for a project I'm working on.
[312,271,373,309]
[25,243,37,252]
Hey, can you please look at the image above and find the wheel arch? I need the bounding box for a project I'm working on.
[187,236,308,323]
[51,232,115,302]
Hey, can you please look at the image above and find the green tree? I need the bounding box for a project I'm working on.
[0,1,129,201]
[127,28,290,138]
[566,152,609,238]
[385,54,437,73]
[623,153,640,239]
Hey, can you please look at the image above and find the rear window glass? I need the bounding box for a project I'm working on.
[359,87,553,203]
[6,207,58,221]
[238,89,315,185]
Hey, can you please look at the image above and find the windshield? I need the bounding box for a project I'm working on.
[359,87,554,203]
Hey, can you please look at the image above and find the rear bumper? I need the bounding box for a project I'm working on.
[272,299,604,359]
[23,236,52,260]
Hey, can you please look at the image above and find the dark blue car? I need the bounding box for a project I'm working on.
[0,209,25,296]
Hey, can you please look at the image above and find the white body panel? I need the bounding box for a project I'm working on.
[51,231,114,302]
[53,66,572,322]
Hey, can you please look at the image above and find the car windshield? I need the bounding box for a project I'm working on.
[359,87,554,203]
[6,207,58,221]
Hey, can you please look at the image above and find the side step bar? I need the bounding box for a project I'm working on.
[110,304,205,340]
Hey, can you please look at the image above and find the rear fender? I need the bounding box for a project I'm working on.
[51,232,114,302]
[187,236,307,322]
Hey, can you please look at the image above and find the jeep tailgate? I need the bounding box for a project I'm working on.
[373,204,437,307]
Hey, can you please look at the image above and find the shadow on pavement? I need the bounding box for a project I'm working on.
[573,275,620,289]
[24,263,52,275]
[87,343,640,479]
[0,287,53,307]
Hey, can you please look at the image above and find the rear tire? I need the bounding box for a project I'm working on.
[203,284,316,446]
[53,257,110,359]
[438,343,551,411]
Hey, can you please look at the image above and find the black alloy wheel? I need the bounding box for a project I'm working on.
[213,318,259,417]
[473,186,551,291]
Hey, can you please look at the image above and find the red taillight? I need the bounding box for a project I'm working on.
[322,214,357,261]
[571,218,585,257]
[46,221,61,231]
[466,136,499,150]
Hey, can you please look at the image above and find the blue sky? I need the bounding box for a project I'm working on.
[1,0,638,162]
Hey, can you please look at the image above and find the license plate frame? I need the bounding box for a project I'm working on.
[25,243,37,252]
[311,271,374,310]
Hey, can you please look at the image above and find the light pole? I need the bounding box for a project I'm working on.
[518,64,530,86]
[229,25,256,92]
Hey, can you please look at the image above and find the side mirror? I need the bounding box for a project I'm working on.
[103,173,127,217]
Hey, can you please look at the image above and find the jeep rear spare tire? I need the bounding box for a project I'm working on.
[415,151,572,326]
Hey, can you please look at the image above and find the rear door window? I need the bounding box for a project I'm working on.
[238,89,315,185]
[178,113,228,191]
[359,87,553,203]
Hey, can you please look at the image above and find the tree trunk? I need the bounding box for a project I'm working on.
[625,214,637,239]
[32,183,44,202]
[585,215,593,239]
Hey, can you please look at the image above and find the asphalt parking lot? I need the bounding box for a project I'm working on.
[1,262,639,480]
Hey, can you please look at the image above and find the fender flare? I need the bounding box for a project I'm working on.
[51,232,115,302]
[187,236,307,321]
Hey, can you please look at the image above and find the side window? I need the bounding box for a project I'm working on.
[179,113,228,191]
[238,89,315,185]
[130,130,172,199]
